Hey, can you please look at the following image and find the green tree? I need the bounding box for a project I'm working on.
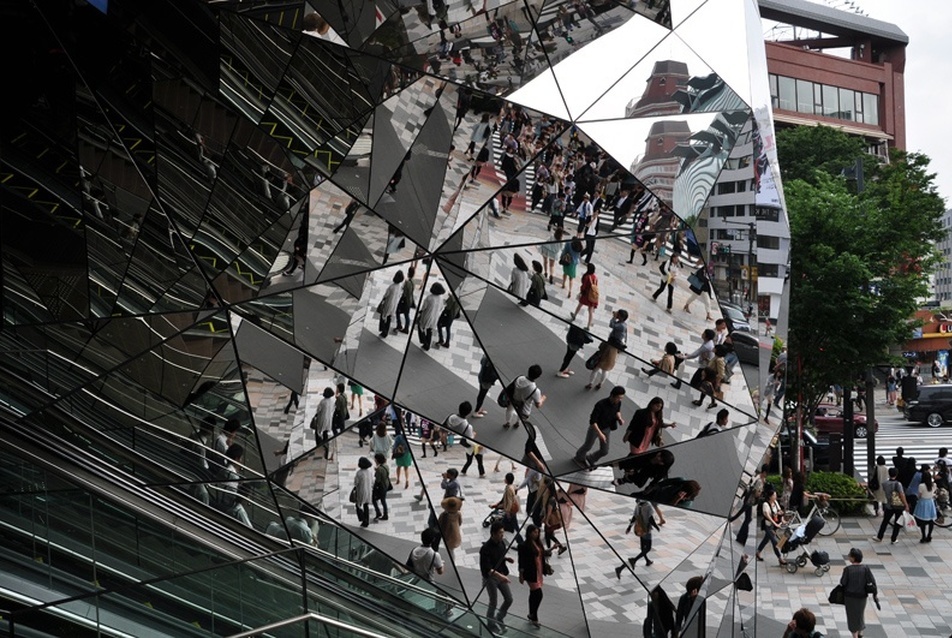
[776,125,867,186]
[780,126,946,413]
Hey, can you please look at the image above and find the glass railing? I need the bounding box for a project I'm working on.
[0,446,544,637]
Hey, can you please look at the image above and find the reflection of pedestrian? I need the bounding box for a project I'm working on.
[675,576,706,637]
[586,309,628,390]
[616,499,664,578]
[755,488,786,566]
[377,271,403,338]
[557,323,594,378]
[396,266,416,333]
[735,466,766,545]
[473,355,498,418]
[573,386,625,470]
[614,449,674,488]
[354,457,373,528]
[416,283,445,350]
[623,396,674,455]
[571,263,598,329]
[438,497,463,561]
[479,522,515,634]
[518,524,550,628]
[372,453,390,521]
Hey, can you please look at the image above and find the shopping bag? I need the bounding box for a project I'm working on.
[901,510,917,532]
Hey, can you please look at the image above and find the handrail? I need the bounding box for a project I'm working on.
[227,612,393,638]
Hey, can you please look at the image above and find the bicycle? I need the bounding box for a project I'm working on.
[936,487,952,528]
[785,492,841,536]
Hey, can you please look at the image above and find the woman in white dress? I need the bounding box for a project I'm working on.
[378,270,404,338]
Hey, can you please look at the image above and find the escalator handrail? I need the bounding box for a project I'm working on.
[226,611,392,638]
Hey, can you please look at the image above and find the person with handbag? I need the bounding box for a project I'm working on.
[755,487,787,565]
[503,365,545,429]
[586,309,628,390]
[559,237,583,298]
[493,472,521,535]
[353,456,374,528]
[839,548,877,638]
[371,453,391,522]
[539,479,568,555]
[615,499,665,578]
[570,263,599,329]
[623,396,675,456]
[873,466,908,544]
[518,524,552,628]
[377,270,403,338]
[682,264,714,321]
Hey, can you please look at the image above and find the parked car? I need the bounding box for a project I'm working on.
[720,304,751,333]
[768,429,830,473]
[809,404,878,438]
[730,330,764,366]
[903,384,952,427]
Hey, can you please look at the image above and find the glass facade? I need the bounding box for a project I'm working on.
[1,0,788,636]
[770,73,879,125]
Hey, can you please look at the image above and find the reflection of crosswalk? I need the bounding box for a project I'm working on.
[851,413,950,481]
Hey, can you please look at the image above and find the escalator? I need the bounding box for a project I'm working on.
[0,413,496,638]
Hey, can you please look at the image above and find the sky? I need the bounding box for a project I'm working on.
[848,0,952,207]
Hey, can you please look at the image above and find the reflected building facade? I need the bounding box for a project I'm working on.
[1,1,790,637]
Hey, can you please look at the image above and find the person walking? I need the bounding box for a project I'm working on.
[392,428,412,489]
[408,528,445,582]
[573,385,625,470]
[540,228,562,283]
[540,480,568,555]
[557,322,594,378]
[417,282,445,350]
[473,355,498,418]
[624,397,675,456]
[438,496,463,562]
[571,263,599,329]
[396,266,416,334]
[504,364,546,429]
[873,467,908,544]
[735,466,767,545]
[581,203,599,263]
[311,387,336,460]
[870,455,889,516]
[353,456,374,528]
[755,487,787,565]
[559,237,583,298]
[615,498,665,577]
[492,472,521,534]
[913,464,937,542]
[509,253,530,302]
[369,421,393,460]
[332,382,349,435]
[371,453,391,522]
[524,260,547,308]
[518,524,550,628]
[586,309,628,390]
[676,328,716,391]
[840,548,877,638]
[651,253,680,313]
[642,341,681,382]
[479,522,515,634]
[682,264,714,320]
[675,576,706,637]
[377,271,404,338]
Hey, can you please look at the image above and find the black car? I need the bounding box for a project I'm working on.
[903,384,952,427]
[730,331,763,366]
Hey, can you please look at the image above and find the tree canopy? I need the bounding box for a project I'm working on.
[780,125,947,409]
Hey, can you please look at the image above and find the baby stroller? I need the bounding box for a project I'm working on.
[482,506,506,528]
[780,515,829,575]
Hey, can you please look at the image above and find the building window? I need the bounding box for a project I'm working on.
[863,93,879,125]
[717,182,736,195]
[822,84,839,118]
[759,264,779,278]
[769,74,778,109]
[778,76,796,111]
[838,88,854,121]
[797,79,813,114]
[757,235,781,250]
